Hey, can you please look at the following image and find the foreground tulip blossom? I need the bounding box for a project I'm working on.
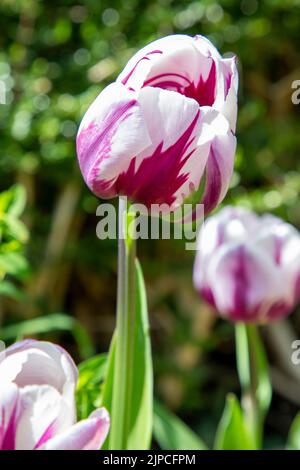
[77,34,238,215]
[194,207,300,323]
[0,340,109,450]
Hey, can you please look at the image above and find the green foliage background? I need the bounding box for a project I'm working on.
[0,0,300,448]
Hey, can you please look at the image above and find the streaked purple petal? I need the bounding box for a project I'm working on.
[199,111,236,215]
[0,340,77,426]
[39,408,110,450]
[15,385,71,450]
[219,56,238,132]
[193,206,261,300]
[206,243,285,322]
[76,82,151,199]
[93,86,204,210]
[0,384,19,450]
[118,35,215,98]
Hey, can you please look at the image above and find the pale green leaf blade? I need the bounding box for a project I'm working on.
[214,394,256,450]
[77,354,108,421]
[100,334,116,450]
[287,412,300,450]
[0,185,27,218]
[0,313,94,359]
[101,260,153,450]
[154,400,207,450]
[127,259,153,449]
[0,280,26,301]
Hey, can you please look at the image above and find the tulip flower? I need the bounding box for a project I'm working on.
[77,34,238,214]
[0,340,110,450]
[194,206,300,323]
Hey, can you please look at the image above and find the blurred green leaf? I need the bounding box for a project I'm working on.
[77,353,108,421]
[100,333,116,449]
[0,185,28,282]
[153,400,207,450]
[214,394,256,450]
[0,313,94,359]
[78,353,108,388]
[127,260,153,449]
[0,185,26,218]
[1,215,29,243]
[287,412,300,450]
[0,280,25,301]
[0,252,29,279]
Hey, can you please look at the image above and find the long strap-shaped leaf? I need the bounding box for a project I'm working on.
[101,259,153,450]
[154,400,207,450]
[214,394,256,450]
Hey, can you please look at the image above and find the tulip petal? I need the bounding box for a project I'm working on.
[0,340,78,427]
[199,206,260,256]
[118,35,221,108]
[76,82,152,199]
[207,243,285,322]
[0,339,77,392]
[0,384,20,450]
[275,225,300,305]
[193,207,261,301]
[199,110,236,215]
[110,86,208,209]
[78,85,206,209]
[250,217,300,307]
[15,385,72,450]
[39,408,110,450]
[219,57,238,132]
[194,207,300,323]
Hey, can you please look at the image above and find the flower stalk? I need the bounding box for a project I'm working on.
[235,323,271,449]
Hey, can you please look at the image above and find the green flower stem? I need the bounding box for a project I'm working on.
[235,323,267,449]
[109,196,136,450]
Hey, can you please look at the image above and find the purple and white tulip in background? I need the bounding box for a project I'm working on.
[0,340,109,450]
[77,34,238,214]
[194,206,300,323]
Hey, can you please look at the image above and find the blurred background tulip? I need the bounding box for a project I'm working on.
[0,340,109,450]
[194,206,300,323]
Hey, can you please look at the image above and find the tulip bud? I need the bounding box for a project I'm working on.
[194,207,300,323]
[77,35,238,215]
[0,340,109,450]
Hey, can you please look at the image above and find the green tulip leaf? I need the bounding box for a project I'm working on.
[101,259,153,450]
[214,394,256,450]
[154,400,207,450]
[287,412,300,450]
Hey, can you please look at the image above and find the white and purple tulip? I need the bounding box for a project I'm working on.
[0,340,110,450]
[194,206,300,323]
[77,34,238,214]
